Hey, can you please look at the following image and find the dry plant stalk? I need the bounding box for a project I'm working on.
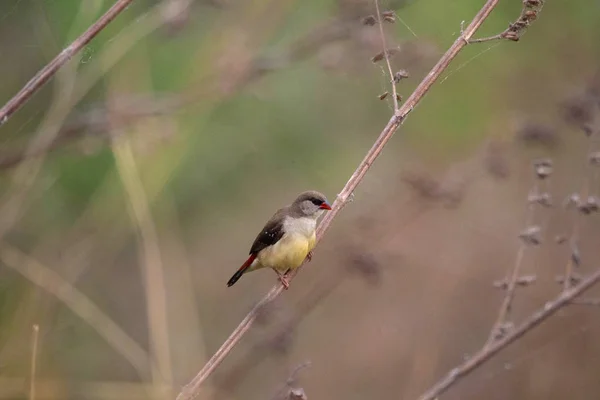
[485,164,549,346]
[416,267,600,400]
[176,1,503,399]
[29,324,39,400]
[0,0,134,126]
[112,137,174,386]
[0,243,152,380]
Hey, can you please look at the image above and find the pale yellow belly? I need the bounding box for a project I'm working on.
[255,232,316,272]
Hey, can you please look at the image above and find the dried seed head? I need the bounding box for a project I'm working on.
[379,92,389,100]
[528,192,553,207]
[289,388,308,400]
[362,15,377,26]
[523,0,542,6]
[533,158,553,179]
[371,48,398,63]
[589,151,600,166]
[383,15,396,23]
[523,10,537,20]
[371,51,385,63]
[396,93,402,102]
[564,193,581,209]
[578,196,599,214]
[394,69,410,82]
[382,10,395,18]
[516,274,537,286]
[519,225,541,245]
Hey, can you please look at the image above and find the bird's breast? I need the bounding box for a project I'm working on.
[257,216,317,272]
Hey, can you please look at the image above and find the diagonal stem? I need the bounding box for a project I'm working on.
[0,0,135,127]
[175,1,501,399]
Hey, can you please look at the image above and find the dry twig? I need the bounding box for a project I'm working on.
[373,0,399,111]
[175,2,503,399]
[485,161,551,345]
[416,267,600,400]
[468,0,545,43]
[0,0,134,126]
[0,243,152,380]
[29,325,39,400]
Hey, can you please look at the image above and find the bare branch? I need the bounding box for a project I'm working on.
[416,267,600,400]
[468,0,545,43]
[485,161,550,345]
[175,1,503,399]
[374,0,399,111]
[0,0,135,127]
[29,325,39,400]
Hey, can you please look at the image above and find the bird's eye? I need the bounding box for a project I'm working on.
[311,198,323,206]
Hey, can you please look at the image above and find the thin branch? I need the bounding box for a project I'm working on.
[374,0,399,111]
[416,267,600,400]
[0,243,152,381]
[485,169,546,345]
[175,1,502,399]
[29,324,39,400]
[468,0,545,43]
[112,136,173,386]
[0,0,134,127]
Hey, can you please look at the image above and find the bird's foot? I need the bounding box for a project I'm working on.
[275,270,290,290]
[307,251,313,262]
[279,275,290,290]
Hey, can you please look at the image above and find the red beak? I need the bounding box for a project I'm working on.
[320,202,332,210]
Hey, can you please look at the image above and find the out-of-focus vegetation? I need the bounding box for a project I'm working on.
[1,0,600,399]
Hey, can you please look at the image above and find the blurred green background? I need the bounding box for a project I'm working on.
[1,0,600,399]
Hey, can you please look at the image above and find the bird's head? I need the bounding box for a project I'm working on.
[291,190,332,218]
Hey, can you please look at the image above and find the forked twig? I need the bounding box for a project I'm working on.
[0,0,134,127]
[417,267,600,400]
[175,2,502,399]
[374,0,399,111]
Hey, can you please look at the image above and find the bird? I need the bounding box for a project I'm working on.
[227,190,332,289]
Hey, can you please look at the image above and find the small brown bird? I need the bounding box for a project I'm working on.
[227,191,332,289]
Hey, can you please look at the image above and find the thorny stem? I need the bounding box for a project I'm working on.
[0,0,135,127]
[416,267,600,400]
[175,1,502,399]
[374,0,399,112]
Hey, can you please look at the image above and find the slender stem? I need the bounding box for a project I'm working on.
[374,0,398,111]
[0,0,135,127]
[417,267,600,400]
[29,324,39,400]
[175,1,501,399]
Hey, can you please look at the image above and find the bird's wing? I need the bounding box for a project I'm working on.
[249,207,287,255]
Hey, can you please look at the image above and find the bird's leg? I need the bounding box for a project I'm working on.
[306,251,313,262]
[274,269,290,290]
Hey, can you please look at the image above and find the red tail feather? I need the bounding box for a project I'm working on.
[227,254,257,287]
